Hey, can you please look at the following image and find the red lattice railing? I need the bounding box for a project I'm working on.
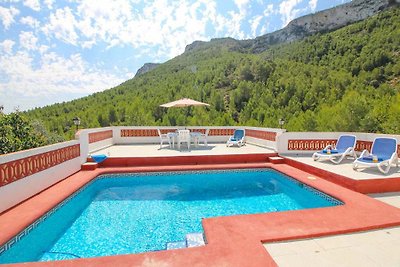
[0,144,80,187]
[288,139,400,156]
[288,139,336,151]
[246,129,277,141]
[120,128,234,137]
[89,130,113,143]
[355,140,372,152]
[208,129,234,136]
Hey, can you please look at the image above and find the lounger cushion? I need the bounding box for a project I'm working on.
[322,149,339,154]
[91,154,108,163]
[360,156,386,163]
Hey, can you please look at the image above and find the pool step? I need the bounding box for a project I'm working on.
[166,232,206,250]
[81,162,98,171]
[186,232,206,247]
[166,241,187,250]
[268,156,285,164]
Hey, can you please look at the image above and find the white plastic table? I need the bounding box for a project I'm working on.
[167,131,203,149]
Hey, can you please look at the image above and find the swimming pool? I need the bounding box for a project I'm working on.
[0,169,342,263]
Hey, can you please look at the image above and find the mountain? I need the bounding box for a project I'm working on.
[245,0,399,53]
[143,0,400,77]
[135,63,161,77]
[185,0,399,54]
[25,6,400,140]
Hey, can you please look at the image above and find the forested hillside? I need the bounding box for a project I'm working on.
[26,8,400,140]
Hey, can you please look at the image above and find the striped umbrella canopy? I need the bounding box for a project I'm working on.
[160,98,210,108]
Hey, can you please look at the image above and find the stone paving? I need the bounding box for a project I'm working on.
[283,154,400,180]
[264,192,400,267]
[93,143,275,157]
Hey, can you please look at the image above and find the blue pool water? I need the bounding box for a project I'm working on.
[0,169,341,263]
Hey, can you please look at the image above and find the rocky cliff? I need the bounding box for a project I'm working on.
[185,37,241,53]
[185,0,399,54]
[246,0,399,53]
[135,63,161,77]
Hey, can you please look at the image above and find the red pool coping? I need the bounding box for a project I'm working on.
[1,161,400,266]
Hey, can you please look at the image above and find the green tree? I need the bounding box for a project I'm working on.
[0,113,47,154]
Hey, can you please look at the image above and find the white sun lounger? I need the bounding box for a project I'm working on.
[312,135,357,164]
[353,137,398,174]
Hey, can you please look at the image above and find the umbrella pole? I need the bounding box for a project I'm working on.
[185,106,191,125]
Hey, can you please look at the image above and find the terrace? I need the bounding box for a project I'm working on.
[0,125,400,266]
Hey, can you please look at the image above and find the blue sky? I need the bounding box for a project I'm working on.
[0,0,350,113]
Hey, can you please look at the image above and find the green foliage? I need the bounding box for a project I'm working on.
[24,8,400,140]
[0,113,63,154]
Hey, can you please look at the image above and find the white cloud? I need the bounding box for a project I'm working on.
[227,0,249,38]
[0,39,15,54]
[279,0,302,26]
[309,0,318,12]
[250,15,263,37]
[44,0,54,9]
[38,44,49,54]
[70,0,215,57]
[82,40,96,49]
[207,0,248,40]
[20,15,40,28]
[0,51,124,111]
[0,6,20,29]
[40,0,253,58]
[264,4,275,17]
[19,31,38,50]
[43,7,79,45]
[257,4,275,34]
[23,0,40,11]
[234,0,250,12]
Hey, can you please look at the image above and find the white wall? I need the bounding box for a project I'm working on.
[112,126,239,145]
[76,127,114,161]
[0,141,80,213]
[245,126,285,151]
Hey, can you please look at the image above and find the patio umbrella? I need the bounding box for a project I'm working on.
[160,98,210,108]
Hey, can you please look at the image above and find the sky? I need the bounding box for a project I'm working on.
[0,0,350,113]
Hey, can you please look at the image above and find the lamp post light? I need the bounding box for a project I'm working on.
[72,117,81,131]
[279,118,285,129]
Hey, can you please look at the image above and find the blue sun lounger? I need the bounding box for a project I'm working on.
[312,135,357,164]
[353,137,398,174]
[226,129,245,147]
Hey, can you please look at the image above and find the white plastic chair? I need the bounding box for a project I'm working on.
[177,130,190,150]
[198,129,209,146]
[157,129,171,149]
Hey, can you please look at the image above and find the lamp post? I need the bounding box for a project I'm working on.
[279,118,285,129]
[72,117,81,131]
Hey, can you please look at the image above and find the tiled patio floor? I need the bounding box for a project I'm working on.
[264,226,400,267]
[94,145,400,182]
[93,143,275,157]
[370,191,400,208]
[264,192,400,266]
[283,154,400,180]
